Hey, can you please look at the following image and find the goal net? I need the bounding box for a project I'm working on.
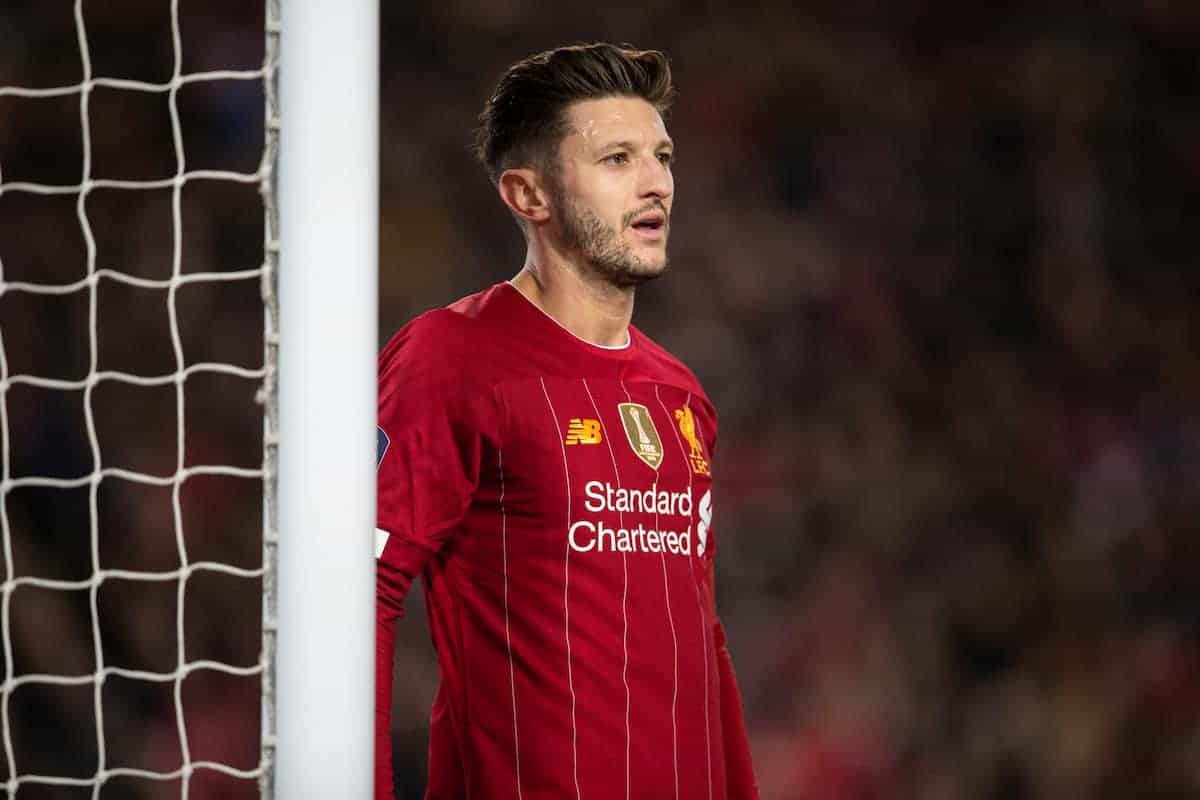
[0,2,279,796]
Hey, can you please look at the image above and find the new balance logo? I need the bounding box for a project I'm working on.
[564,418,603,445]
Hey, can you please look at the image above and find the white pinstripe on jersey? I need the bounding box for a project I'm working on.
[656,386,714,800]
[625,381,680,800]
[497,448,524,799]
[582,378,632,800]
[539,377,582,800]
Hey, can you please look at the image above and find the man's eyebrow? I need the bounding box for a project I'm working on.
[595,140,636,153]
[594,138,675,153]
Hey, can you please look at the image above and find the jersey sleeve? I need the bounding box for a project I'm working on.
[702,405,760,800]
[715,617,759,799]
[375,312,494,577]
[374,312,497,799]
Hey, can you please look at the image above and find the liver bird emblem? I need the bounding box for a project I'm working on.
[674,405,711,476]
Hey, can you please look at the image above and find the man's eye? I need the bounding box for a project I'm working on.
[604,152,629,165]
[657,152,674,166]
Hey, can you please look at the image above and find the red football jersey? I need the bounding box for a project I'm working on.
[376,282,758,800]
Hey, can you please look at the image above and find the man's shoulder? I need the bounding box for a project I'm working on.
[378,284,513,386]
[630,326,710,401]
[377,287,514,421]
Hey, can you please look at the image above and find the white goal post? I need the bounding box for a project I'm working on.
[274,0,378,796]
[0,0,378,796]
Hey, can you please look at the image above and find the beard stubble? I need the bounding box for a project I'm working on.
[555,190,669,288]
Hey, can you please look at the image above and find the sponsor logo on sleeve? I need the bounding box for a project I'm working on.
[376,426,390,468]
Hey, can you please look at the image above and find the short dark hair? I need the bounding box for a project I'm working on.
[474,43,675,184]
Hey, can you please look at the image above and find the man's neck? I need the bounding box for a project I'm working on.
[510,250,634,349]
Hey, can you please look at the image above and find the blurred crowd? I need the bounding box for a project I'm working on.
[2,1,1198,798]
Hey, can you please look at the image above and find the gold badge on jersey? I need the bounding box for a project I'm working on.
[617,402,664,469]
[675,405,711,476]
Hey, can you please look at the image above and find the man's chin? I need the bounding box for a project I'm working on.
[601,259,668,288]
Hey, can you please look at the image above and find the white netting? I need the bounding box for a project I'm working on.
[0,1,278,797]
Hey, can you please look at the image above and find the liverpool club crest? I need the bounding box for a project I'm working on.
[674,405,711,476]
[617,402,664,469]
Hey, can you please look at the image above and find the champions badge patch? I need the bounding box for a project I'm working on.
[617,402,664,470]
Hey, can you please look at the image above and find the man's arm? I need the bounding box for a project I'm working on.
[714,618,759,799]
[375,557,406,800]
[374,313,489,799]
[693,401,758,799]
[376,538,439,800]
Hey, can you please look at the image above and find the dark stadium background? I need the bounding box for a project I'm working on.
[1,2,1198,798]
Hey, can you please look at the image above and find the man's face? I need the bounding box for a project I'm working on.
[549,96,674,287]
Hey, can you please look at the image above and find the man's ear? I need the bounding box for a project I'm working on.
[498,168,552,225]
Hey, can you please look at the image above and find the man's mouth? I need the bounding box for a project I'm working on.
[629,211,668,238]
